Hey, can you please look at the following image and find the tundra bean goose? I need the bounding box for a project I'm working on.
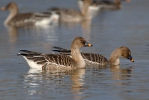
[53,46,134,65]
[48,0,98,22]
[1,2,59,27]
[79,0,131,10]
[18,37,93,70]
[99,0,131,10]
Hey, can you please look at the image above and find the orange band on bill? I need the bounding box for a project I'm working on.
[131,58,134,62]
[88,43,92,47]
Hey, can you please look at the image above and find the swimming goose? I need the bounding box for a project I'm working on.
[79,0,131,10]
[49,7,83,22]
[99,0,131,10]
[52,46,134,65]
[18,37,93,70]
[1,2,59,27]
[48,0,97,22]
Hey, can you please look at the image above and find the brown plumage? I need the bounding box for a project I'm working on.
[48,0,97,22]
[18,37,93,70]
[49,7,83,22]
[1,2,58,27]
[79,0,131,10]
[52,46,134,65]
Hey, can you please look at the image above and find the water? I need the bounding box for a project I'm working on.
[0,0,149,100]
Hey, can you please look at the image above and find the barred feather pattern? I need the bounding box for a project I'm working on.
[18,50,76,70]
[19,37,92,70]
[81,53,109,65]
[42,54,75,70]
[52,47,109,65]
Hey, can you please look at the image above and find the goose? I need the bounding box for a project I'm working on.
[1,2,59,27]
[49,7,84,22]
[52,46,134,65]
[99,0,131,10]
[18,37,93,70]
[48,0,98,22]
[78,0,131,10]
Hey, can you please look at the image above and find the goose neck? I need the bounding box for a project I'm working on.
[81,0,92,19]
[109,50,120,65]
[4,8,18,25]
[71,47,85,68]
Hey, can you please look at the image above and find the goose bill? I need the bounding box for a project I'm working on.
[129,55,134,62]
[130,58,134,62]
[85,42,93,47]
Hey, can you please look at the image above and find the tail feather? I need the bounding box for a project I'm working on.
[53,46,69,51]
[52,50,62,52]
[17,53,29,56]
[19,50,42,54]
[52,46,71,54]
[18,50,42,56]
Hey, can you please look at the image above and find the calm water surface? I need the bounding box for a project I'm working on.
[0,0,149,100]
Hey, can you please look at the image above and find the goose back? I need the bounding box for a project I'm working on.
[49,7,83,22]
[81,53,109,65]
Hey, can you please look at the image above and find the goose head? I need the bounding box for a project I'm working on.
[119,46,134,62]
[1,2,18,12]
[71,37,92,68]
[71,37,93,49]
[109,46,134,65]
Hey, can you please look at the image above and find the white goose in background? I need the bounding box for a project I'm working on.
[18,37,93,70]
[1,2,59,27]
[48,0,99,22]
[52,46,134,66]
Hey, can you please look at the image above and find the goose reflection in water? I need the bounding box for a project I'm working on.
[110,65,134,80]
[6,26,18,43]
[6,24,58,46]
[70,69,85,100]
[23,68,85,99]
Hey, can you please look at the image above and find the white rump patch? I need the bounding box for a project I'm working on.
[23,56,42,70]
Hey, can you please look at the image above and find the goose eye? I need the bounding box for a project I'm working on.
[127,55,131,59]
[80,39,84,42]
[81,40,85,44]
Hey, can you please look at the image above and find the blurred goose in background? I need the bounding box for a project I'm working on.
[99,0,131,10]
[48,0,98,22]
[78,0,102,12]
[1,2,59,27]
[53,46,134,65]
[18,37,93,70]
[78,0,131,10]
